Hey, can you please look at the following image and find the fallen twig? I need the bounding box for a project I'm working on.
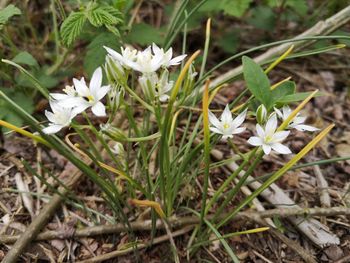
[0,206,348,244]
[76,225,194,263]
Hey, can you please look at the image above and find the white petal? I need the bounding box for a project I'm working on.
[73,78,89,97]
[45,110,56,123]
[231,127,246,134]
[265,114,277,136]
[222,134,233,140]
[232,109,247,128]
[104,46,123,61]
[43,124,64,134]
[152,43,161,55]
[208,111,221,128]
[50,93,69,100]
[210,127,223,135]
[282,105,292,119]
[293,116,307,125]
[91,101,106,116]
[248,136,263,146]
[256,124,265,138]
[274,107,283,119]
[294,124,319,132]
[169,54,187,66]
[272,130,290,142]
[262,144,272,155]
[90,67,103,94]
[271,143,292,154]
[96,85,110,100]
[159,94,169,102]
[221,104,233,123]
[59,97,87,108]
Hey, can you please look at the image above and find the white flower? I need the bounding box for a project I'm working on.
[138,71,173,102]
[248,114,291,155]
[103,46,138,69]
[131,46,163,74]
[208,105,246,139]
[53,67,110,117]
[274,105,319,132]
[43,101,77,134]
[152,43,187,67]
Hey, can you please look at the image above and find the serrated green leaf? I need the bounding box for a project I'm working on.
[271,81,295,105]
[60,11,86,46]
[12,51,39,67]
[87,7,119,27]
[221,0,253,17]
[0,4,21,28]
[242,56,272,109]
[277,91,323,104]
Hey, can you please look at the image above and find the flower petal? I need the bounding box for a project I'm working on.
[221,104,233,123]
[209,127,223,135]
[294,124,319,132]
[169,54,187,66]
[265,113,277,136]
[208,111,221,128]
[231,127,246,134]
[91,101,106,116]
[271,143,291,154]
[232,109,247,128]
[262,144,272,155]
[73,77,89,97]
[90,67,103,95]
[43,124,64,134]
[256,124,265,138]
[248,136,263,146]
[272,130,290,142]
[44,110,56,123]
[96,85,110,100]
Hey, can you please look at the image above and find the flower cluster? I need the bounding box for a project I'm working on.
[104,43,186,102]
[43,44,187,134]
[209,104,318,155]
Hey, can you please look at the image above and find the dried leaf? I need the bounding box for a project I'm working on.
[14,172,34,218]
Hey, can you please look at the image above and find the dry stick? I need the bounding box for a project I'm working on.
[2,115,126,263]
[76,225,194,263]
[1,206,349,244]
[1,161,88,263]
[208,5,350,89]
[314,165,331,207]
[227,161,340,247]
[253,218,317,263]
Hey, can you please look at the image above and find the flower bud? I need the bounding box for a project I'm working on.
[100,123,128,142]
[139,73,157,102]
[111,142,125,157]
[256,104,267,124]
[105,55,125,84]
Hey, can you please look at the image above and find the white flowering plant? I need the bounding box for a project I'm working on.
[1,28,342,262]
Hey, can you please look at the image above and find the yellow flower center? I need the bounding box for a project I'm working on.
[87,95,94,102]
[223,123,230,129]
[265,135,273,143]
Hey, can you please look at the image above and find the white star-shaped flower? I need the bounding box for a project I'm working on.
[52,67,110,117]
[208,105,246,140]
[248,114,291,155]
[274,105,319,132]
[152,43,187,68]
[43,100,77,134]
[103,46,138,69]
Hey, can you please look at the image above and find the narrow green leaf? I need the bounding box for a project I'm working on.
[271,81,295,107]
[242,56,272,109]
[277,91,323,104]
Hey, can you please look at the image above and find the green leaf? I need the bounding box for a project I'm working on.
[242,56,272,109]
[84,32,120,76]
[87,6,121,27]
[126,23,163,45]
[0,88,34,132]
[285,0,308,16]
[277,91,323,104]
[0,4,21,28]
[247,6,276,31]
[221,0,253,17]
[217,30,239,54]
[12,51,39,67]
[271,81,295,104]
[60,11,86,46]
